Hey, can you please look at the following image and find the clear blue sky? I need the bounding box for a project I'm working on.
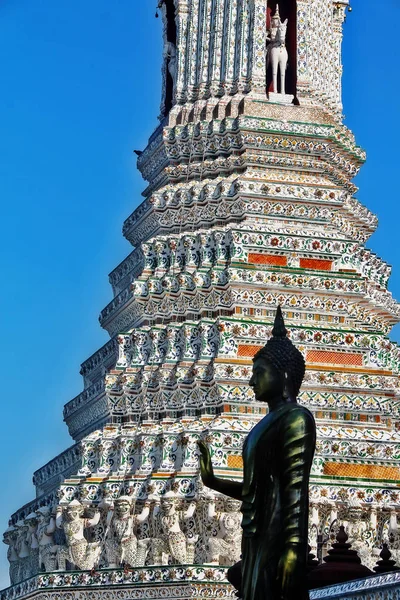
[0,0,399,588]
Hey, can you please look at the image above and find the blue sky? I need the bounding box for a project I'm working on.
[0,0,399,588]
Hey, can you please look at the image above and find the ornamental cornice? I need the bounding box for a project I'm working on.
[115,225,391,293]
[123,197,373,249]
[108,247,144,296]
[315,438,400,462]
[137,117,363,196]
[300,390,400,417]
[32,443,81,495]
[122,175,375,248]
[63,379,105,420]
[99,276,400,350]
[162,116,364,163]
[309,572,400,600]
[79,339,118,386]
[65,393,109,442]
[0,567,234,600]
[309,482,400,511]
[141,150,358,199]
[218,369,400,394]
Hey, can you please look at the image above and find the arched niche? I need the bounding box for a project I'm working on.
[267,0,297,97]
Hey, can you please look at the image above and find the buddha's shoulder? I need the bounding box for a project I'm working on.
[281,403,315,426]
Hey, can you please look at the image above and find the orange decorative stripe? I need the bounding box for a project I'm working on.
[227,455,244,469]
[300,258,332,271]
[237,344,263,358]
[248,253,287,266]
[324,462,400,481]
[307,350,363,366]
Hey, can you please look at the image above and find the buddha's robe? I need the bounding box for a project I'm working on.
[239,402,316,600]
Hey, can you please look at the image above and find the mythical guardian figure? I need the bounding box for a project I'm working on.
[152,492,197,565]
[104,496,151,568]
[36,507,58,572]
[207,496,242,565]
[3,526,19,585]
[56,500,101,571]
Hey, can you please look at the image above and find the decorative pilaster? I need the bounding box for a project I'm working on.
[249,0,267,95]
[175,0,190,104]
[225,0,238,93]
[238,0,251,92]
[332,3,347,115]
[210,0,224,96]
[198,0,213,97]
[187,0,201,101]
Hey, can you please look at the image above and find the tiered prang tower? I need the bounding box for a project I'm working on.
[4,2,400,599]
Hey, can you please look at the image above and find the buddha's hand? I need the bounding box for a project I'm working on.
[197,440,215,488]
[276,543,305,600]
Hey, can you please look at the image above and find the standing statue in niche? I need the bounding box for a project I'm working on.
[266,5,289,95]
[198,306,316,600]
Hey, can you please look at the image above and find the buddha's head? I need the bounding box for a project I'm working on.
[249,307,305,404]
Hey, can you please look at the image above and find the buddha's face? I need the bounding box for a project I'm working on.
[249,358,283,403]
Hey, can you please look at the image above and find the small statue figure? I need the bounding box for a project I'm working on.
[199,306,316,600]
[56,500,101,571]
[104,496,150,568]
[25,512,39,575]
[165,41,177,85]
[152,492,196,565]
[36,507,58,572]
[266,5,288,95]
[207,496,242,565]
[15,520,31,581]
[3,526,19,585]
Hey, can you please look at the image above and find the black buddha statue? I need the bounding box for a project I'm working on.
[198,306,316,600]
